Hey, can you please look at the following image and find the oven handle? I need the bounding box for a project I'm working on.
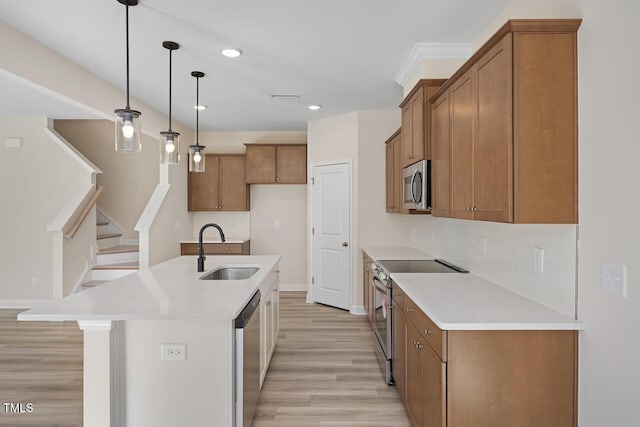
[371,277,388,294]
[410,169,419,207]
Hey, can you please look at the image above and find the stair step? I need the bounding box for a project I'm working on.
[92,262,139,270]
[97,222,109,226]
[97,233,122,240]
[98,245,139,254]
[82,280,108,288]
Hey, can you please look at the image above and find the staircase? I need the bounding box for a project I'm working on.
[80,213,139,290]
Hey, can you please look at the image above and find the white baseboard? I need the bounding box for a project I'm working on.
[0,300,48,309]
[350,305,367,316]
[306,292,314,304]
[279,284,308,292]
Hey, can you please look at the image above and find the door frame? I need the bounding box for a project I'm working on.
[308,159,354,311]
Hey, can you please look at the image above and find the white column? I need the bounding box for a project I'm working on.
[78,320,124,427]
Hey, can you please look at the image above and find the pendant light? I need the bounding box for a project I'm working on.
[189,71,206,173]
[160,41,180,165]
[114,0,142,152]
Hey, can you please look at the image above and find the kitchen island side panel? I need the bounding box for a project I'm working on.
[124,319,234,427]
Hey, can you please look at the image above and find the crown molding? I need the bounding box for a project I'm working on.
[394,43,473,86]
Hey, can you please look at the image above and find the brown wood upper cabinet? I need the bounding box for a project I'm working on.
[245,144,307,184]
[188,154,249,212]
[399,79,447,168]
[385,129,407,213]
[430,19,581,223]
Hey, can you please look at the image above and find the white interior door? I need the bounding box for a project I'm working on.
[311,162,351,310]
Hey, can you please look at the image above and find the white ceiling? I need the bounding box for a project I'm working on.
[0,0,510,131]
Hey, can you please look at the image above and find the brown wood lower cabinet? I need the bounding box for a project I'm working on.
[180,241,250,256]
[363,255,374,326]
[391,287,577,427]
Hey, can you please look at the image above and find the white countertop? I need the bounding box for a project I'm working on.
[391,273,582,330]
[362,246,433,261]
[180,238,249,244]
[18,255,280,322]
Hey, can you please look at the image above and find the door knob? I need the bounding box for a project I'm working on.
[341,242,349,247]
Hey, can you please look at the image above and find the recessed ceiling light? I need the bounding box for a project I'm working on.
[193,105,207,110]
[221,48,243,58]
[308,105,322,111]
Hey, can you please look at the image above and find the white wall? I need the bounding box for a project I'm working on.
[147,158,193,266]
[54,119,158,239]
[250,185,307,285]
[403,58,467,98]
[191,131,308,285]
[307,111,408,310]
[0,116,92,302]
[576,1,640,425]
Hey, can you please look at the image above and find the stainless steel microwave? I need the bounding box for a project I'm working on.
[402,160,431,210]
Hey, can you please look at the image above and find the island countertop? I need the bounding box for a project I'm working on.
[18,255,280,322]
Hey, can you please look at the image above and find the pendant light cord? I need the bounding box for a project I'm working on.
[168,48,172,131]
[125,2,131,109]
[196,76,199,146]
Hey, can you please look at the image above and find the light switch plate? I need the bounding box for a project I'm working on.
[4,137,22,148]
[534,247,544,273]
[602,262,627,298]
[274,219,281,228]
[480,237,488,256]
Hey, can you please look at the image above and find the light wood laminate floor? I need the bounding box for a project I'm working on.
[254,292,410,427]
[0,310,82,427]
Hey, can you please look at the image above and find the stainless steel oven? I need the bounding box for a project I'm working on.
[369,258,468,385]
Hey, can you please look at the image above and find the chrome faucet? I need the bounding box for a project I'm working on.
[197,223,226,272]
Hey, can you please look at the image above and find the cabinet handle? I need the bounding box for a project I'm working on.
[412,339,417,346]
[425,329,432,335]
[406,307,412,313]
[472,207,477,212]
[416,341,422,350]
[272,177,276,182]
[276,177,280,182]
[267,300,271,306]
[225,247,230,251]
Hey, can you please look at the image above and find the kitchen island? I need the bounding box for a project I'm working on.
[18,254,281,427]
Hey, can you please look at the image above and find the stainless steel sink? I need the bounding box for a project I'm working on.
[200,266,259,280]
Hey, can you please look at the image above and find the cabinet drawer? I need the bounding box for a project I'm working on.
[180,242,247,256]
[391,281,404,310]
[404,296,447,361]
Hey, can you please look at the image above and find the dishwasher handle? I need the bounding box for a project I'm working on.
[234,290,261,328]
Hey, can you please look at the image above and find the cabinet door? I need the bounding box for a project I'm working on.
[401,106,413,167]
[385,141,396,212]
[423,343,446,427]
[449,69,475,220]
[188,154,220,211]
[431,90,451,218]
[246,145,277,183]
[363,264,370,319]
[393,135,409,214]
[276,145,307,183]
[392,302,406,401]
[405,324,423,427]
[475,34,513,223]
[411,89,425,162]
[219,155,249,211]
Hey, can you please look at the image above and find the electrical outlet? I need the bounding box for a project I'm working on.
[31,277,38,288]
[602,262,627,298]
[533,247,544,273]
[274,219,280,228]
[175,222,181,231]
[480,236,488,256]
[161,343,186,361]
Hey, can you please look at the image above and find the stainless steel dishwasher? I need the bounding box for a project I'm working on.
[234,290,261,427]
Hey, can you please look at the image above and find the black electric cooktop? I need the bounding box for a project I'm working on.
[378,259,468,274]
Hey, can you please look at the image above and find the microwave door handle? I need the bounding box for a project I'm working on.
[410,169,419,207]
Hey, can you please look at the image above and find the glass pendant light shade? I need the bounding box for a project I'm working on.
[189,71,206,173]
[160,131,180,164]
[189,144,206,172]
[114,108,142,152]
[114,0,142,153]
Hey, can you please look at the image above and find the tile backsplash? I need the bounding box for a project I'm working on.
[409,216,578,318]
